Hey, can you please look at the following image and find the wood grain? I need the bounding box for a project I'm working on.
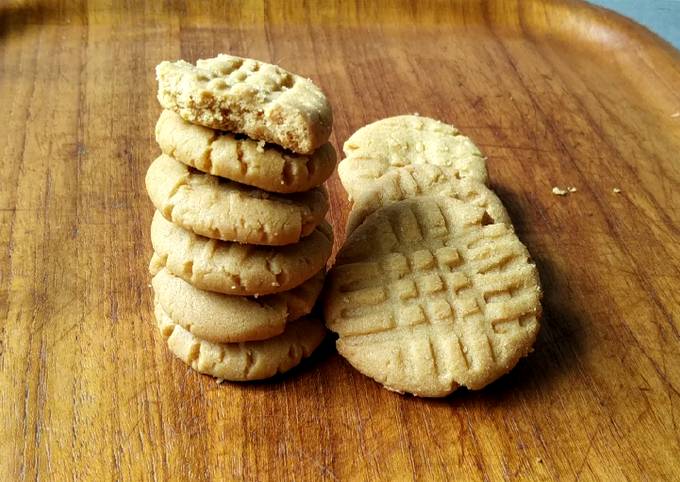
[1,0,679,480]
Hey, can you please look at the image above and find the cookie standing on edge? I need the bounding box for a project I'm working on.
[146,154,329,245]
[324,196,541,397]
[152,268,324,344]
[155,110,337,193]
[346,164,511,234]
[339,115,487,200]
[155,301,327,381]
[156,54,332,154]
[150,211,333,296]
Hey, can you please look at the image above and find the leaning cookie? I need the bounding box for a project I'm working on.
[155,110,337,193]
[146,154,329,245]
[346,164,511,234]
[156,54,332,154]
[150,211,333,296]
[339,115,487,200]
[325,196,541,397]
[155,299,327,381]
[152,267,324,344]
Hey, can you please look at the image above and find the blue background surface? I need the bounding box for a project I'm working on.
[590,0,680,48]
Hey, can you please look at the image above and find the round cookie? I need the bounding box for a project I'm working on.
[150,211,333,296]
[324,196,541,397]
[339,115,487,200]
[152,267,324,343]
[156,54,332,154]
[346,164,511,233]
[155,110,337,194]
[146,154,329,245]
[155,300,327,381]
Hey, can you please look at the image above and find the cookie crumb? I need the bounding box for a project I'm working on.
[671,112,680,118]
[552,186,568,196]
[216,378,225,385]
[413,112,420,116]
[612,187,622,193]
[256,140,266,153]
[568,186,577,193]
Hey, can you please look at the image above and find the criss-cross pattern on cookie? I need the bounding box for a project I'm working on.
[326,196,541,391]
[348,164,511,233]
[338,116,488,200]
[388,165,499,212]
[194,56,297,102]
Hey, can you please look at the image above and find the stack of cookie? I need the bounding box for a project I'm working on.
[146,54,335,382]
[325,116,542,397]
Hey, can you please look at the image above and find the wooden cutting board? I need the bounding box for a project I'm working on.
[2,0,679,480]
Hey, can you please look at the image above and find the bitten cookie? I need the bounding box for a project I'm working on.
[339,115,487,200]
[156,54,332,154]
[146,154,329,245]
[152,267,324,343]
[324,196,541,397]
[150,211,333,296]
[155,300,327,381]
[346,164,511,233]
[155,110,337,193]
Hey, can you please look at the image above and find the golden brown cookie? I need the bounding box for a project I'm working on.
[150,211,333,296]
[324,196,541,397]
[339,115,487,200]
[346,164,511,233]
[145,154,329,245]
[156,54,332,154]
[155,110,337,193]
[152,267,324,343]
[155,299,327,381]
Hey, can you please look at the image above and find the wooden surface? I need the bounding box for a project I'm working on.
[1,0,679,480]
